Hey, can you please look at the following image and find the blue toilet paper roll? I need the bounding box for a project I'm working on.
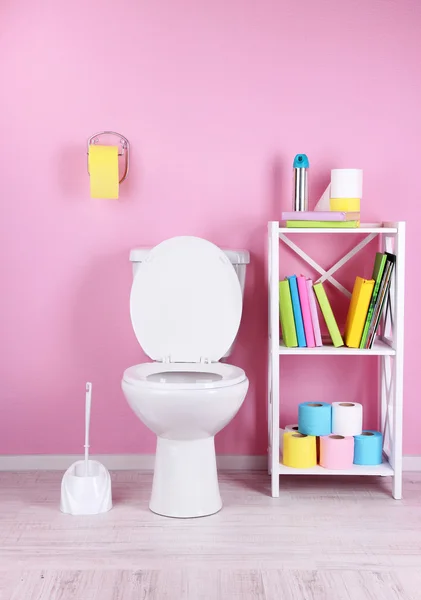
[298,402,332,436]
[353,430,383,465]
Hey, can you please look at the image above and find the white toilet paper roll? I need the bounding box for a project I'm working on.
[279,424,299,451]
[330,169,363,199]
[332,402,363,436]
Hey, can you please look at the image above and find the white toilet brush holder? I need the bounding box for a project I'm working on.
[60,383,112,515]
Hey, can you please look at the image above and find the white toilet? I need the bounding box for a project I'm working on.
[121,236,250,518]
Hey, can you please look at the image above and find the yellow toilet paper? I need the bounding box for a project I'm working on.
[283,432,317,468]
[330,198,360,212]
[89,145,119,199]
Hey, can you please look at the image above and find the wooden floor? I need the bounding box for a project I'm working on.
[1,471,421,599]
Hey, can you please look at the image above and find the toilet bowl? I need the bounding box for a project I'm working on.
[121,236,249,518]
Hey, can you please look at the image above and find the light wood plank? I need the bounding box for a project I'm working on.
[219,570,265,599]
[262,569,416,600]
[262,569,352,600]
[395,570,421,600]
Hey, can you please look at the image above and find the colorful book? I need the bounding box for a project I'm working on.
[344,276,375,348]
[297,276,315,347]
[287,275,306,347]
[282,211,360,222]
[306,278,322,347]
[279,281,298,347]
[286,220,359,229]
[313,282,344,347]
[366,253,396,348]
[359,253,388,348]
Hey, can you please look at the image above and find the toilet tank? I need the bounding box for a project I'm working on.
[129,247,250,297]
[129,246,250,357]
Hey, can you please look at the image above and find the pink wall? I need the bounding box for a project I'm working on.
[1,0,420,456]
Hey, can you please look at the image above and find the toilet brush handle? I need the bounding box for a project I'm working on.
[85,382,92,475]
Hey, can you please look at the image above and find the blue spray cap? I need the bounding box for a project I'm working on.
[293,154,309,169]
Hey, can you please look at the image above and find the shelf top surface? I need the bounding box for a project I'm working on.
[278,223,398,234]
[278,338,395,355]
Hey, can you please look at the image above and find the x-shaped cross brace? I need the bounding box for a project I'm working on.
[278,232,378,299]
[382,356,393,456]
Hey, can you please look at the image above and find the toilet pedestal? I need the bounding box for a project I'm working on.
[150,436,222,518]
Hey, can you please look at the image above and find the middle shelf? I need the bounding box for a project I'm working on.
[278,338,395,356]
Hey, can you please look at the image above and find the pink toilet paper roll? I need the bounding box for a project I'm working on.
[319,434,354,470]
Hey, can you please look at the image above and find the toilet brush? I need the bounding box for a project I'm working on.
[60,382,112,515]
[84,383,91,476]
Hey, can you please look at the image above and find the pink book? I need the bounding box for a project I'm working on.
[281,211,359,222]
[297,276,315,348]
[306,278,322,347]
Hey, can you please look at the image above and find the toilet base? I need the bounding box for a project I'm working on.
[149,436,222,518]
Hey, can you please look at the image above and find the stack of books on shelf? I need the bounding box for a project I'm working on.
[279,276,343,348]
[345,251,396,349]
[281,211,360,229]
[279,252,396,349]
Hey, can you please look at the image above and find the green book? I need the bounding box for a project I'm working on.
[286,220,359,228]
[313,282,344,347]
[279,280,298,347]
[359,252,388,348]
[366,253,396,348]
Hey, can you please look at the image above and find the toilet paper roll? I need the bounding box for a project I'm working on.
[332,402,363,436]
[283,432,317,469]
[330,198,360,212]
[279,424,299,452]
[298,402,332,436]
[320,434,354,470]
[89,145,119,199]
[330,169,363,199]
[353,430,383,465]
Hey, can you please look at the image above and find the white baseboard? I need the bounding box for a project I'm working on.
[0,454,268,472]
[0,454,419,472]
[401,456,421,472]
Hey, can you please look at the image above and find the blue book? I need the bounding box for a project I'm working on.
[287,275,307,347]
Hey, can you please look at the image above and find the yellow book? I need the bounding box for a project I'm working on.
[344,276,375,348]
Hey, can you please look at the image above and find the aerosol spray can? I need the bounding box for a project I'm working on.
[293,154,309,211]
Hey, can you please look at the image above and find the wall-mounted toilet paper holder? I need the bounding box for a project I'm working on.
[87,131,130,183]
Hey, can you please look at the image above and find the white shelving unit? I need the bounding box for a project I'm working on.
[267,221,405,499]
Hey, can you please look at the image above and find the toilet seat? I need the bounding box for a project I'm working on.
[130,236,242,363]
[123,362,246,390]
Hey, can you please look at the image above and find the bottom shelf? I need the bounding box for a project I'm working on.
[277,454,393,477]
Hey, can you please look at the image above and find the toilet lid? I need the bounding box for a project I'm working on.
[130,236,243,362]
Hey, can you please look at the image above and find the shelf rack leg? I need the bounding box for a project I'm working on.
[267,344,272,475]
[267,226,272,476]
[391,222,405,500]
[268,222,280,497]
